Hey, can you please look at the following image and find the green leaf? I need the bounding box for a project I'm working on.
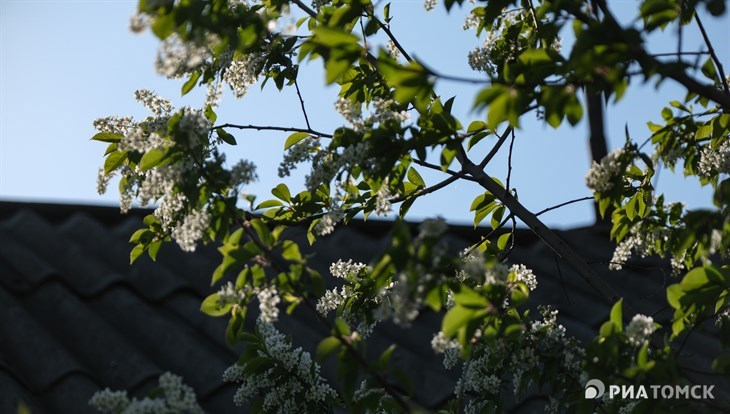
[139,148,167,171]
[272,183,292,203]
[182,71,201,95]
[666,283,684,309]
[148,240,162,261]
[681,266,712,291]
[284,132,310,150]
[454,286,488,308]
[440,147,457,171]
[217,129,237,145]
[316,336,341,362]
[200,293,232,317]
[281,240,302,261]
[497,232,511,250]
[129,243,145,264]
[467,120,487,133]
[610,299,623,332]
[255,199,284,209]
[104,151,128,174]
[91,132,123,143]
[442,305,477,337]
[407,168,425,188]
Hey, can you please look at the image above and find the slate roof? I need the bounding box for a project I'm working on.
[0,201,726,413]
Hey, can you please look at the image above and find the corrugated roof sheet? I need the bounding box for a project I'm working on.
[0,202,726,413]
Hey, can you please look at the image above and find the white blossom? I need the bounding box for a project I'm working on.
[585,148,626,193]
[129,13,149,34]
[134,89,173,116]
[97,168,112,195]
[510,264,537,290]
[330,259,368,278]
[431,331,460,354]
[698,139,730,178]
[172,209,211,252]
[386,40,401,59]
[218,281,246,306]
[257,286,280,323]
[229,160,258,187]
[419,217,448,238]
[625,314,656,346]
[375,181,392,216]
[424,0,437,12]
[463,13,480,30]
[223,320,337,410]
[89,372,204,414]
[278,137,320,177]
[223,51,267,98]
[154,192,187,232]
[316,287,345,315]
[155,33,210,79]
[484,263,509,286]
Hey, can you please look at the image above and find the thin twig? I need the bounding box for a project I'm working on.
[214,123,333,138]
[411,158,478,182]
[479,127,513,169]
[694,12,730,95]
[294,79,312,130]
[389,174,460,204]
[504,129,516,197]
[374,15,413,63]
[553,251,572,306]
[535,196,594,217]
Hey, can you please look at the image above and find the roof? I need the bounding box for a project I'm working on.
[0,201,726,413]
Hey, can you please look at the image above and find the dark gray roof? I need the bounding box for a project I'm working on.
[0,201,725,413]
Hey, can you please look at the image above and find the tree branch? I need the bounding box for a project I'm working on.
[694,12,730,95]
[213,123,333,139]
[456,146,621,305]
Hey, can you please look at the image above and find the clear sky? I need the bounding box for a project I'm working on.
[1,0,728,228]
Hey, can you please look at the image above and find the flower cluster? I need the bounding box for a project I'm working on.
[172,209,211,252]
[625,314,656,346]
[89,372,204,414]
[229,160,258,188]
[156,33,210,79]
[386,40,401,59]
[467,10,524,74]
[431,331,461,353]
[510,264,538,291]
[222,320,337,411]
[330,259,369,278]
[375,180,392,216]
[278,137,321,177]
[334,97,409,133]
[313,201,345,236]
[698,139,730,178]
[423,0,437,12]
[609,223,670,270]
[257,286,280,323]
[418,217,448,238]
[217,281,246,306]
[453,307,584,410]
[585,148,626,193]
[223,50,268,98]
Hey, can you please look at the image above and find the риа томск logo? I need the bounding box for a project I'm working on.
[584,379,715,400]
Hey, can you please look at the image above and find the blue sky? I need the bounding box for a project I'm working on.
[1,1,728,228]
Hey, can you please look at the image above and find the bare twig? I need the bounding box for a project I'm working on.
[294,79,312,130]
[456,146,621,305]
[214,123,333,138]
[479,127,513,169]
[694,12,730,95]
[535,196,594,217]
[504,129,516,197]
